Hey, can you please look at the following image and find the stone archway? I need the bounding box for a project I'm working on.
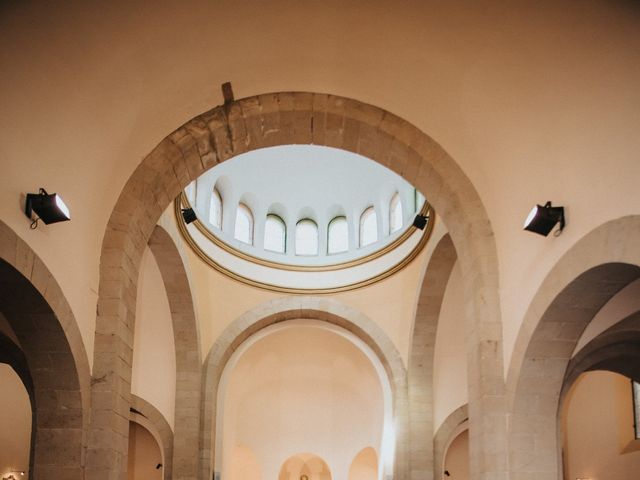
[147,225,201,479]
[563,311,640,397]
[130,394,174,480]
[408,233,457,480]
[199,296,407,480]
[433,405,468,480]
[507,216,640,480]
[0,220,90,480]
[89,91,503,480]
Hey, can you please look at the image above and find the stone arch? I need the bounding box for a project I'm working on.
[0,331,35,473]
[147,225,201,478]
[433,405,468,480]
[130,394,174,480]
[199,296,408,480]
[507,216,640,480]
[0,220,90,479]
[563,311,640,398]
[90,91,503,479]
[408,233,457,480]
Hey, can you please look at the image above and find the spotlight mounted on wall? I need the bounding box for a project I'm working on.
[413,213,429,230]
[523,201,565,237]
[24,188,71,229]
[181,207,197,225]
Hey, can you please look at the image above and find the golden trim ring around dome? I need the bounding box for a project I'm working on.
[174,194,434,294]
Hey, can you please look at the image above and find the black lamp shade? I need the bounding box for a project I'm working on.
[182,208,197,224]
[523,202,565,236]
[413,214,428,230]
[25,191,71,224]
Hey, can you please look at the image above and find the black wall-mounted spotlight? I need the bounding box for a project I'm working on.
[181,207,197,224]
[523,201,565,236]
[25,188,71,229]
[413,214,429,230]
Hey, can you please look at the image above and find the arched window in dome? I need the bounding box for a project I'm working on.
[209,188,223,229]
[185,180,197,205]
[389,193,403,233]
[327,216,348,254]
[295,219,318,256]
[264,214,286,253]
[234,203,253,245]
[359,207,378,248]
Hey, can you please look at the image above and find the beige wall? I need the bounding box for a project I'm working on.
[132,247,177,430]
[433,262,468,431]
[562,371,640,480]
[221,324,383,480]
[348,447,378,480]
[444,430,469,480]
[127,421,163,480]
[2,1,639,377]
[0,364,31,478]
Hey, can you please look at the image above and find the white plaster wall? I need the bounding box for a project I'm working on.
[131,247,177,430]
[0,364,31,478]
[221,325,383,480]
[1,0,639,376]
[433,262,469,432]
[562,371,640,480]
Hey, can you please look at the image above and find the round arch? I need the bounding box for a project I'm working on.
[129,394,174,480]
[147,224,202,478]
[90,91,503,478]
[0,220,90,479]
[433,404,468,480]
[507,215,640,480]
[200,296,407,480]
[408,232,457,479]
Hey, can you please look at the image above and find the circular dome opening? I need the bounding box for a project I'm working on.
[182,145,426,265]
[176,145,433,292]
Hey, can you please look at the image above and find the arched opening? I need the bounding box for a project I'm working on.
[264,214,287,253]
[561,371,640,479]
[295,219,319,255]
[209,187,223,229]
[218,321,387,480]
[389,193,402,234]
[0,223,89,480]
[509,225,640,480]
[348,447,378,480]
[92,92,501,479]
[279,453,332,480]
[359,207,377,248]
[234,203,254,244]
[127,421,163,480]
[0,357,31,479]
[443,429,469,480]
[327,216,348,254]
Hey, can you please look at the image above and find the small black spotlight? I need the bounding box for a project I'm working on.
[156,463,163,470]
[181,207,197,224]
[523,201,565,237]
[413,214,428,230]
[25,188,71,229]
